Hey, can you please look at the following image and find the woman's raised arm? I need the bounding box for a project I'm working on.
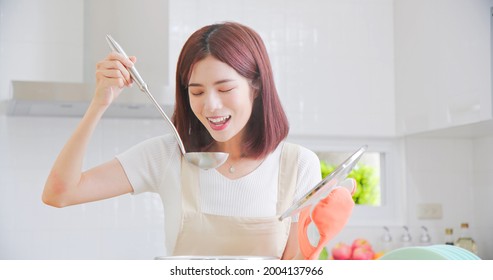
[42,53,136,207]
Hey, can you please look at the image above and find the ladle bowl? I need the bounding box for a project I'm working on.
[184,152,229,168]
[106,35,229,170]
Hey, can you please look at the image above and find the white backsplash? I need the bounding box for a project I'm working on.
[168,0,396,137]
[0,116,169,259]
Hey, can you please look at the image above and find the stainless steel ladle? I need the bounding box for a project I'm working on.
[106,35,229,170]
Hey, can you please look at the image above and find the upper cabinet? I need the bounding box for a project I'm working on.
[0,0,171,109]
[395,0,492,136]
[83,0,170,104]
[0,0,84,101]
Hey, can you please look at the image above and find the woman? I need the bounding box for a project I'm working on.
[42,22,321,259]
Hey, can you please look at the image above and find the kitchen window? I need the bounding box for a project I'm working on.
[288,135,405,226]
[316,151,382,206]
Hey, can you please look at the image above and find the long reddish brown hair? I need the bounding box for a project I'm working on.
[172,22,289,158]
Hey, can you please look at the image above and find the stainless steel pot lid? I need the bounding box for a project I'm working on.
[278,145,367,221]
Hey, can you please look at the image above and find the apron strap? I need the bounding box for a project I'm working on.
[277,142,300,215]
[180,157,200,213]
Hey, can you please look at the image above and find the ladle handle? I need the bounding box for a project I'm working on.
[105,35,147,91]
[141,87,187,155]
[105,35,187,155]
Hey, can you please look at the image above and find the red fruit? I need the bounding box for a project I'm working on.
[351,247,375,260]
[331,242,352,260]
[351,238,372,251]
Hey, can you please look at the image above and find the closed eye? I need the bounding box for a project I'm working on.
[190,92,203,96]
[219,87,235,93]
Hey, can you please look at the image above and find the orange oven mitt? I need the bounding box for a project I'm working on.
[298,179,356,260]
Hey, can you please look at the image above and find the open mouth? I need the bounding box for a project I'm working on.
[207,115,231,130]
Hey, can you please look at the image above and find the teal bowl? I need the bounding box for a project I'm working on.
[378,245,480,260]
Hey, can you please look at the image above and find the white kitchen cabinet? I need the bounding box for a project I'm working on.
[0,0,84,101]
[83,0,169,102]
[395,0,492,136]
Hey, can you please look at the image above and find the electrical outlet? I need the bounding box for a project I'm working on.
[417,203,443,219]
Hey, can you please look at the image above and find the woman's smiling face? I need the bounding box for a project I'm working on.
[188,55,255,144]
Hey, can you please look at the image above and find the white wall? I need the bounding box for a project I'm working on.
[169,0,396,137]
[401,135,493,260]
[472,135,493,259]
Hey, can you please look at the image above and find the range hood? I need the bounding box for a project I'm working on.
[6,80,174,118]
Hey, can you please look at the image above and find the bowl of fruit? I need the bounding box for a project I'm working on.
[330,238,382,260]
